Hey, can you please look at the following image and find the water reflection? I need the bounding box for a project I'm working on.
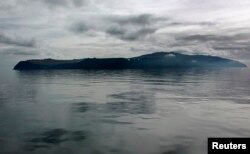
[25,129,87,151]
[75,102,93,113]
[0,68,249,154]
[72,91,156,115]
[161,144,190,154]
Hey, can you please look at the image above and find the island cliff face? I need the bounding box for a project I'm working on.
[14,52,247,70]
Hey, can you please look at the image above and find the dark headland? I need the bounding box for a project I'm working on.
[14,52,247,70]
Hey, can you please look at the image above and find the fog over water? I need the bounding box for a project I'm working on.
[0,66,250,154]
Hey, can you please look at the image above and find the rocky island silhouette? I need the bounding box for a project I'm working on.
[14,52,246,70]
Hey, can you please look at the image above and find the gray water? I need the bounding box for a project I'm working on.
[0,68,250,154]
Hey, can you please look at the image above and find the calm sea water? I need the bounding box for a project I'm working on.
[0,68,250,154]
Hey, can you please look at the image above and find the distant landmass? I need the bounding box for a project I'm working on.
[14,52,247,70]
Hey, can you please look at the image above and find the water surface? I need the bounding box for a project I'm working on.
[0,68,250,154]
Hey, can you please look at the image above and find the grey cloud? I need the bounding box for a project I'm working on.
[69,14,162,41]
[0,33,37,47]
[41,0,69,7]
[0,4,14,12]
[72,0,87,7]
[169,33,250,59]
[179,34,230,42]
[2,0,249,59]
[38,0,88,8]
[69,13,217,43]
[70,22,90,33]
[178,33,250,42]
[213,45,250,59]
[212,40,250,52]
[122,28,156,41]
[168,21,216,27]
[106,26,157,41]
[213,46,250,51]
[0,47,39,56]
[106,26,125,35]
[109,14,154,26]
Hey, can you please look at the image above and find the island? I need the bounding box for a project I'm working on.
[13,52,247,70]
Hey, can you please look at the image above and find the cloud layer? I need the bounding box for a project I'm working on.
[1,0,250,60]
[0,33,37,47]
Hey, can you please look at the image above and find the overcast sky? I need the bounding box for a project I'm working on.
[1,0,250,62]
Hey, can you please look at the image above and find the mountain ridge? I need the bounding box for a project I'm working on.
[14,52,247,70]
